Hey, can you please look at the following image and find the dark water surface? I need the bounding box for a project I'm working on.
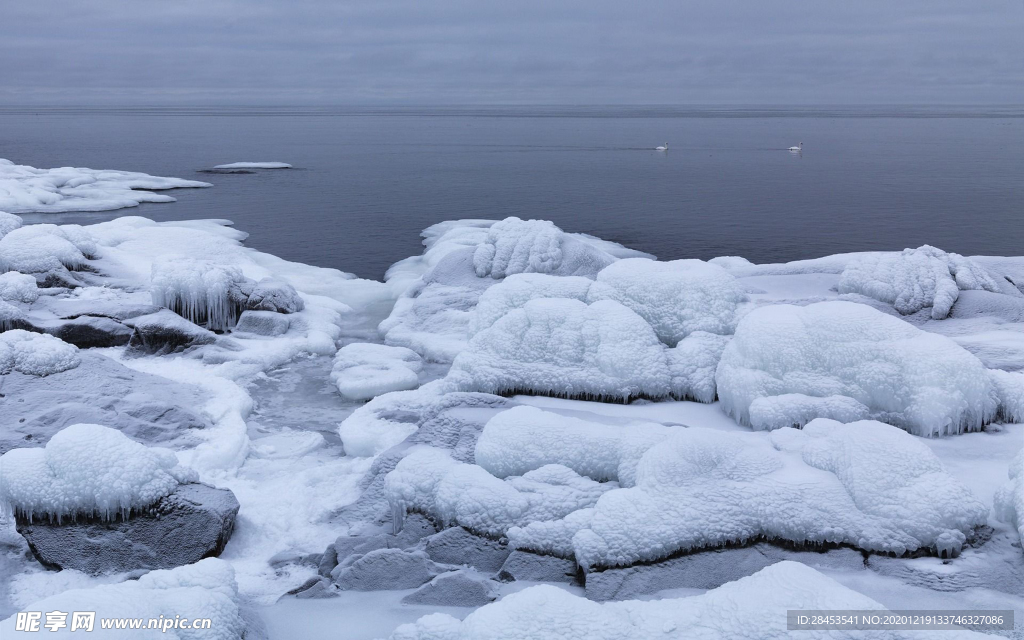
[4,105,1021,280]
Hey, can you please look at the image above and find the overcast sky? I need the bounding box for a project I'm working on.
[2,0,1022,104]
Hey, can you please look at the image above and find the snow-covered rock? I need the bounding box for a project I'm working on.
[151,258,251,331]
[0,158,210,214]
[0,223,93,275]
[402,570,497,607]
[666,331,731,403]
[388,561,989,640]
[0,423,197,522]
[0,211,22,237]
[330,342,423,400]
[469,273,594,335]
[0,558,246,639]
[233,309,290,336]
[333,548,447,591]
[212,162,291,169]
[994,449,1024,549]
[244,277,304,314]
[0,271,39,304]
[508,420,986,569]
[125,309,218,356]
[0,330,80,376]
[472,217,616,280]
[716,301,999,436]
[588,258,746,345]
[990,369,1024,423]
[423,527,511,573]
[838,245,1001,319]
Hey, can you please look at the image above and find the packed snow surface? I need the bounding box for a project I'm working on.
[508,418,987,568]
[716,301,1000,436]
[0,559,244,639]
[0,423,197,522]
[0,330,80,376]
[0,158,210,214]
[838,245,1002,319]
[330,342,422,400]
[212,162,292,169]
[389,561,989,640]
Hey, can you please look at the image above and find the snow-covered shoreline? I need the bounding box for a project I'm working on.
[0,192,1021,639]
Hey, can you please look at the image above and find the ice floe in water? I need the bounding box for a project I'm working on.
[388,561,990,640]
[0,423,196,522]
[716,300,1003,436]
[0,158,210,214]
[212,162,292,169]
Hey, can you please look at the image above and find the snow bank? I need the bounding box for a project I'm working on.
[385,447,613,538]
[0,211,22,237]
[509,420,986,568]
[838,245,1001,319]
[151,258,249,332]
[330,342,422,400]
[472,217,616,279]
[0,423,196,522]
[716,301,998,436]
[0,271,39,303]
[0,224,95,274]
[212,162,291,169]
[389,560,988,640]
[475,406,675,486]
[0,330,80,376]
[588,258,746,345]
[469,273,593,335]
[0,558,244,639]
[994,449,1023,549]
[0,158,211,214]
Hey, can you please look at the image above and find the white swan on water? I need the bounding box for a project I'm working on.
[788,142,803,152]
[655,143,668,151]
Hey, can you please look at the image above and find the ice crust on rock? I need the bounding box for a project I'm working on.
[994,449,1024,549]
[508,420,986,569]
[151,258,250,331]
[0,330,80,376]
[472,217,616,280]
[838,245,1001,319]
[389,561,989,640]
[330,342,423,400]
[212,162,292,169]
[0,558,245,639]
[588,258,747,345]
[0,423,197,522]
[716,301,1000,436]
[0,158,211,214]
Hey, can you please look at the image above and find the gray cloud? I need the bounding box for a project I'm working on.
[1,0,1021,103]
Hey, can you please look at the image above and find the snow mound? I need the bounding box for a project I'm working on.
[838,245,1000,319]
[0,271,39,303]
[446,298,677,402]
[0,330,80,376]
[0,158,211,214]
[588,258,747,345]
[475,406,675,486]
[0,224,95,274]
[0,558,244,639]
[0,299,26,330]
[990,369,1024,423]
[748,394,871,431]
[667,331,731,403]
[509,420,986,569]
[716,301,998,436]
[330,342,423,400]
[472,217,616,279]
[470,273,594,334]
[0,211,22,237]
[151,258,250,332]
[0,423,197,522]
[385,447,614,538]
[389,561,989,640]
[212,162,291,169]
[994,449,1024,549]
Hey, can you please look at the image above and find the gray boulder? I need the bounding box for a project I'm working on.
[125,310,217,355]
[332,549,446,591]
[424,527,510,573]
[235,311,290,337]
[39,316,133,348]
[246,278,304,314]
[16,483,239,575]
[402,570,497,607]
[498,551,577,583]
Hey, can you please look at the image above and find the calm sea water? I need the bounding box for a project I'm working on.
[4,106,1022,280]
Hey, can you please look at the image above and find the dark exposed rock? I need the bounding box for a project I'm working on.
[498,551,578,583]
[40,316,133,348]
[16,483,239,575]
[401,570,497,607]
[332,549,447,591]
[125,310,217,355]
[424,527,510,573]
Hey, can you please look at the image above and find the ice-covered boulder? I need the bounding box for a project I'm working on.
[0,158,211,214]
[838,245,1001,319]
[0,330,80,376]
[16,482,239,574]
[402,570,497,607]
[233,309,290,336]
[446,299,677,402]
[333,548,447,591]
[0,298,27,331]
[588,258,746,345]
[472,217,616,279]
[0,423,197,522]
[469,273,594,335]
[33,315,135,349]
[423,526,511,572]
[994,449,1023,549]
[990,369,1024,423]
[125,309,218,356]
[666,331,731,403]
[497,550,577,583]
[0,558,246,639]
[0,271,39,303]
[716,301,999,436]
[151,258,252,331]
[508,420,987,569]
[0,223,94,275]
[0,211,22,237]
[388,561,990,640]
[244,276,305,314]
[330,342,423,400]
